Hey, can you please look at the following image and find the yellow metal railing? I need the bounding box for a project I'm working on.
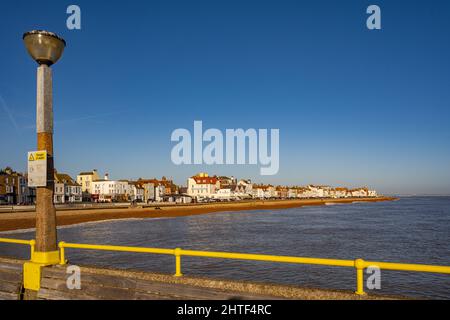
[57,241,450,296]
[1,237,450,296]
[0,238,35,259]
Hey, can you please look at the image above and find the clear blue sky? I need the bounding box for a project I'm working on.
[1,0,450,195]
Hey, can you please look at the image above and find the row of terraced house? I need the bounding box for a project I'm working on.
[0,167,181,205]
[1,167,378,205]
[0,167,32,205]
[76,170,184,204]
[186,173,378,202]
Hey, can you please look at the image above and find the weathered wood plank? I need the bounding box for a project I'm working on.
[74,274,138,291]
[41,265,75,276]
[136,281,238,300]
[38,268,283,300]
[42,270,275,300]
[42,267,138,290]
[0,262,23,272]
[38,288,98,301]
[136,280,280,300]
[79,285,136,300]
[0,291,19,300]
[134,291,186,300]
[0,270,22,283]
[40,277,69,290]
[39,288,170,301]
[40,277,137,300]
[40,276,181,300]
[33,262,289,300]
[0,281,21,294]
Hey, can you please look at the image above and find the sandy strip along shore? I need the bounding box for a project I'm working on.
[0,197,397,232]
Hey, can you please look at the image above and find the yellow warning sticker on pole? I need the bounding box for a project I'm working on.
[28,151,47,187]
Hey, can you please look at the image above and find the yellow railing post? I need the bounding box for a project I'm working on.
[174,248,183,277]
[30,239,36,259]
[354,259,366,295]
[59,242,67,265]
[3,238,447,296]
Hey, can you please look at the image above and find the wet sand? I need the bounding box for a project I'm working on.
[0,197,396,232]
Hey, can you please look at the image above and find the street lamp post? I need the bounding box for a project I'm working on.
[23,30,66,266]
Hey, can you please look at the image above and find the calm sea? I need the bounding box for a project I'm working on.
[1,196,449,299]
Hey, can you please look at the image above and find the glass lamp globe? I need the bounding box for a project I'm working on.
[23,30,66,66]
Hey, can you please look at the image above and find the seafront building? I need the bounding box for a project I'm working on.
[209,178,253,201]
[142,181,165,203]
[76,170,100,194]
[128,182,145,202]
[53,171,82,204]
[0,167,30,205]
[187,173,221,201]
[91,174,130,202]
[252,184,276,199]
[218,176,237,189]
[137,177,177,203]
[0,167,379,205]
[76,170,101,202]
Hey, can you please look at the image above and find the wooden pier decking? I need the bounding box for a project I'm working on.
[37,266,281,300]
[0,258,23,300]
[0,257,396,300]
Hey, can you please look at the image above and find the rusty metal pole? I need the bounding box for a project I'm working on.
[35,64,58,255]
[23,31,66,293]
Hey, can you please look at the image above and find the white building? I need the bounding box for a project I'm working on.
[251,185,276,199]
[187,173,220,201]
[287,188,298,198]
[296,188,312,198]
[329,188,350,198]
[143,182,166,203]
[214,188,233,200]
[306,185,332,198]
[165,194,192,204]
[237,179,253,198]
[350,188,369,198]
[54,172,82,204]
[92,174,129,202]
[129,182,145,202]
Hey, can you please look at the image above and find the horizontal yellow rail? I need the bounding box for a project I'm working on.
[178,249,355,267]
[363,260,450,274]
[2,237,449,296]
[0,238,35,259]
[59,242,175,255]
[57,241,450,296]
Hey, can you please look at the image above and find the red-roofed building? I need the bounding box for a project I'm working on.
[187,173,220,201]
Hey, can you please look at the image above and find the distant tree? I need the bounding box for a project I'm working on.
[0,167,14,174]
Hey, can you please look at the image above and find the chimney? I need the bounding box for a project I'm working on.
[104,173,109,180]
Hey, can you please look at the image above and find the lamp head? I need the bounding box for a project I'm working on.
[23,30,66,66]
